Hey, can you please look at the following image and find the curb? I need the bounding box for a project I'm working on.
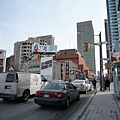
[113,94,120,111]
[77,92,96,120]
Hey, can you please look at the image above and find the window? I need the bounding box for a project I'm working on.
[68,83,74,89]
[44,83,63,90]
[6,73,15,82]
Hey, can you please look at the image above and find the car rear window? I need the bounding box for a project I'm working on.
[6,74,15,82]
[44,83,64,90]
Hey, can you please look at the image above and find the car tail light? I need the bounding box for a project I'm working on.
[15,78,18,83]
[56,93,62,98]
[50,93,62,98]
[15,73,18,83]
[35,92,44,97]
[80,84,84,87]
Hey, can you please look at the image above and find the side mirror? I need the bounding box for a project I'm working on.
[41,75,48,82]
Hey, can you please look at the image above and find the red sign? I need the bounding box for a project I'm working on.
[0,59,3,66]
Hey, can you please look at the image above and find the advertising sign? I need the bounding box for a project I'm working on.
[32,43,57,54]
[41,57,53,75]
[0,59,3,66]
[0,50,6,58]
[0,49,6,72]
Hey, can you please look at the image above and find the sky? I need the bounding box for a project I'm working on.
[0,0,107,72]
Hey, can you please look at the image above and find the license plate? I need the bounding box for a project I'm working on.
[44,94,49,97]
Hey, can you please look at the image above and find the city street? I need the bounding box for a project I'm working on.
[0,90,95,120]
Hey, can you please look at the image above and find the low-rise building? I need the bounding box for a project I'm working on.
[53,49,94,78]
[6,55,14,72]
[0,49,6,73]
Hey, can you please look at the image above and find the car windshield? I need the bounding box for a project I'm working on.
[72,80,85,83]
[44,82,64,90]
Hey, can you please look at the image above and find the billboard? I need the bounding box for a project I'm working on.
[111,52,120,63]
[32,43,57,54]
[41,57,53,75]
[0,50,6,58]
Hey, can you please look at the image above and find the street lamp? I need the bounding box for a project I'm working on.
[94,32,103,91]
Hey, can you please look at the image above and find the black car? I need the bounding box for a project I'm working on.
[34,81,80,108]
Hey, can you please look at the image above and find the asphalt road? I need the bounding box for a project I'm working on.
[0,90,95,120]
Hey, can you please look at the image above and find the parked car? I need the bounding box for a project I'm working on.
[71,78,92,94]
[0,72,47,102]
[34,81,80,108]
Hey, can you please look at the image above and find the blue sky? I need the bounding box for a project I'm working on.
[0,0,107,72]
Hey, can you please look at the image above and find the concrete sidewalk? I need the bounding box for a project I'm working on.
[78,83,120,120]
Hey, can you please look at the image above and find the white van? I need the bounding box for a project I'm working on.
[0,72,48,102]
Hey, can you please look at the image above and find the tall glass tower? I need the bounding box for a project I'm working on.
[77,20,96,73]
[106,0,120,52]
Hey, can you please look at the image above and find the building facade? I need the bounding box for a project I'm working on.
[106,0,120,52]
[6,55,14,72]
[53,49,94,78]
[105,19,111,59]
[77,21,96,73]
[14,35,55,71]
[118,0,120,11]
[0,49,6,73]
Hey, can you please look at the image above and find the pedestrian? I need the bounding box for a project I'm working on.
[105,76,110,91]
[92,77,97,93]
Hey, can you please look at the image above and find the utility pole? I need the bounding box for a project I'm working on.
[99,32,103,91]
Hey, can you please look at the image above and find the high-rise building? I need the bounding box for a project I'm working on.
[118,0,120,11]
[77,20,96,73]
[106,0,120,52]
[104,19,111,59]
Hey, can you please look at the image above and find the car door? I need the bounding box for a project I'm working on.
[0,73,7,94]
[4,73,18,95]
[68,83,78,101]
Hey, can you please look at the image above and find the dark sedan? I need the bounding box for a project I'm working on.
[34,81,80,108]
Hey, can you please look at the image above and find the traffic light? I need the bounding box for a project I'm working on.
[104,63,109,69]
[110,72,112,76]
[27,61,30,67]
[83,42,88,52]
[36,54,40,61]
[24,68,28,73]
[66,62,69,75]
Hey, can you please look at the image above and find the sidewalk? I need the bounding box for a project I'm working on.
[78,83,120,120]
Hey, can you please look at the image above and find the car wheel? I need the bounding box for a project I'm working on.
[76,93,80,100]
[2,97,9,101]
[22,90,30,102]
[64,98,70,108]
[84,88,87,94]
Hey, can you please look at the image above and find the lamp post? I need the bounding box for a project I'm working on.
[94,32,103,91]
[99,32,104,91]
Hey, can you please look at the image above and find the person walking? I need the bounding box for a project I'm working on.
[92,77,97,93]
[105,76,110,91]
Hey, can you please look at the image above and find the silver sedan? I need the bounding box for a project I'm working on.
[71,79,92,94]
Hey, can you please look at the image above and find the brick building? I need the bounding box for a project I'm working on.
[53,49,94,79]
